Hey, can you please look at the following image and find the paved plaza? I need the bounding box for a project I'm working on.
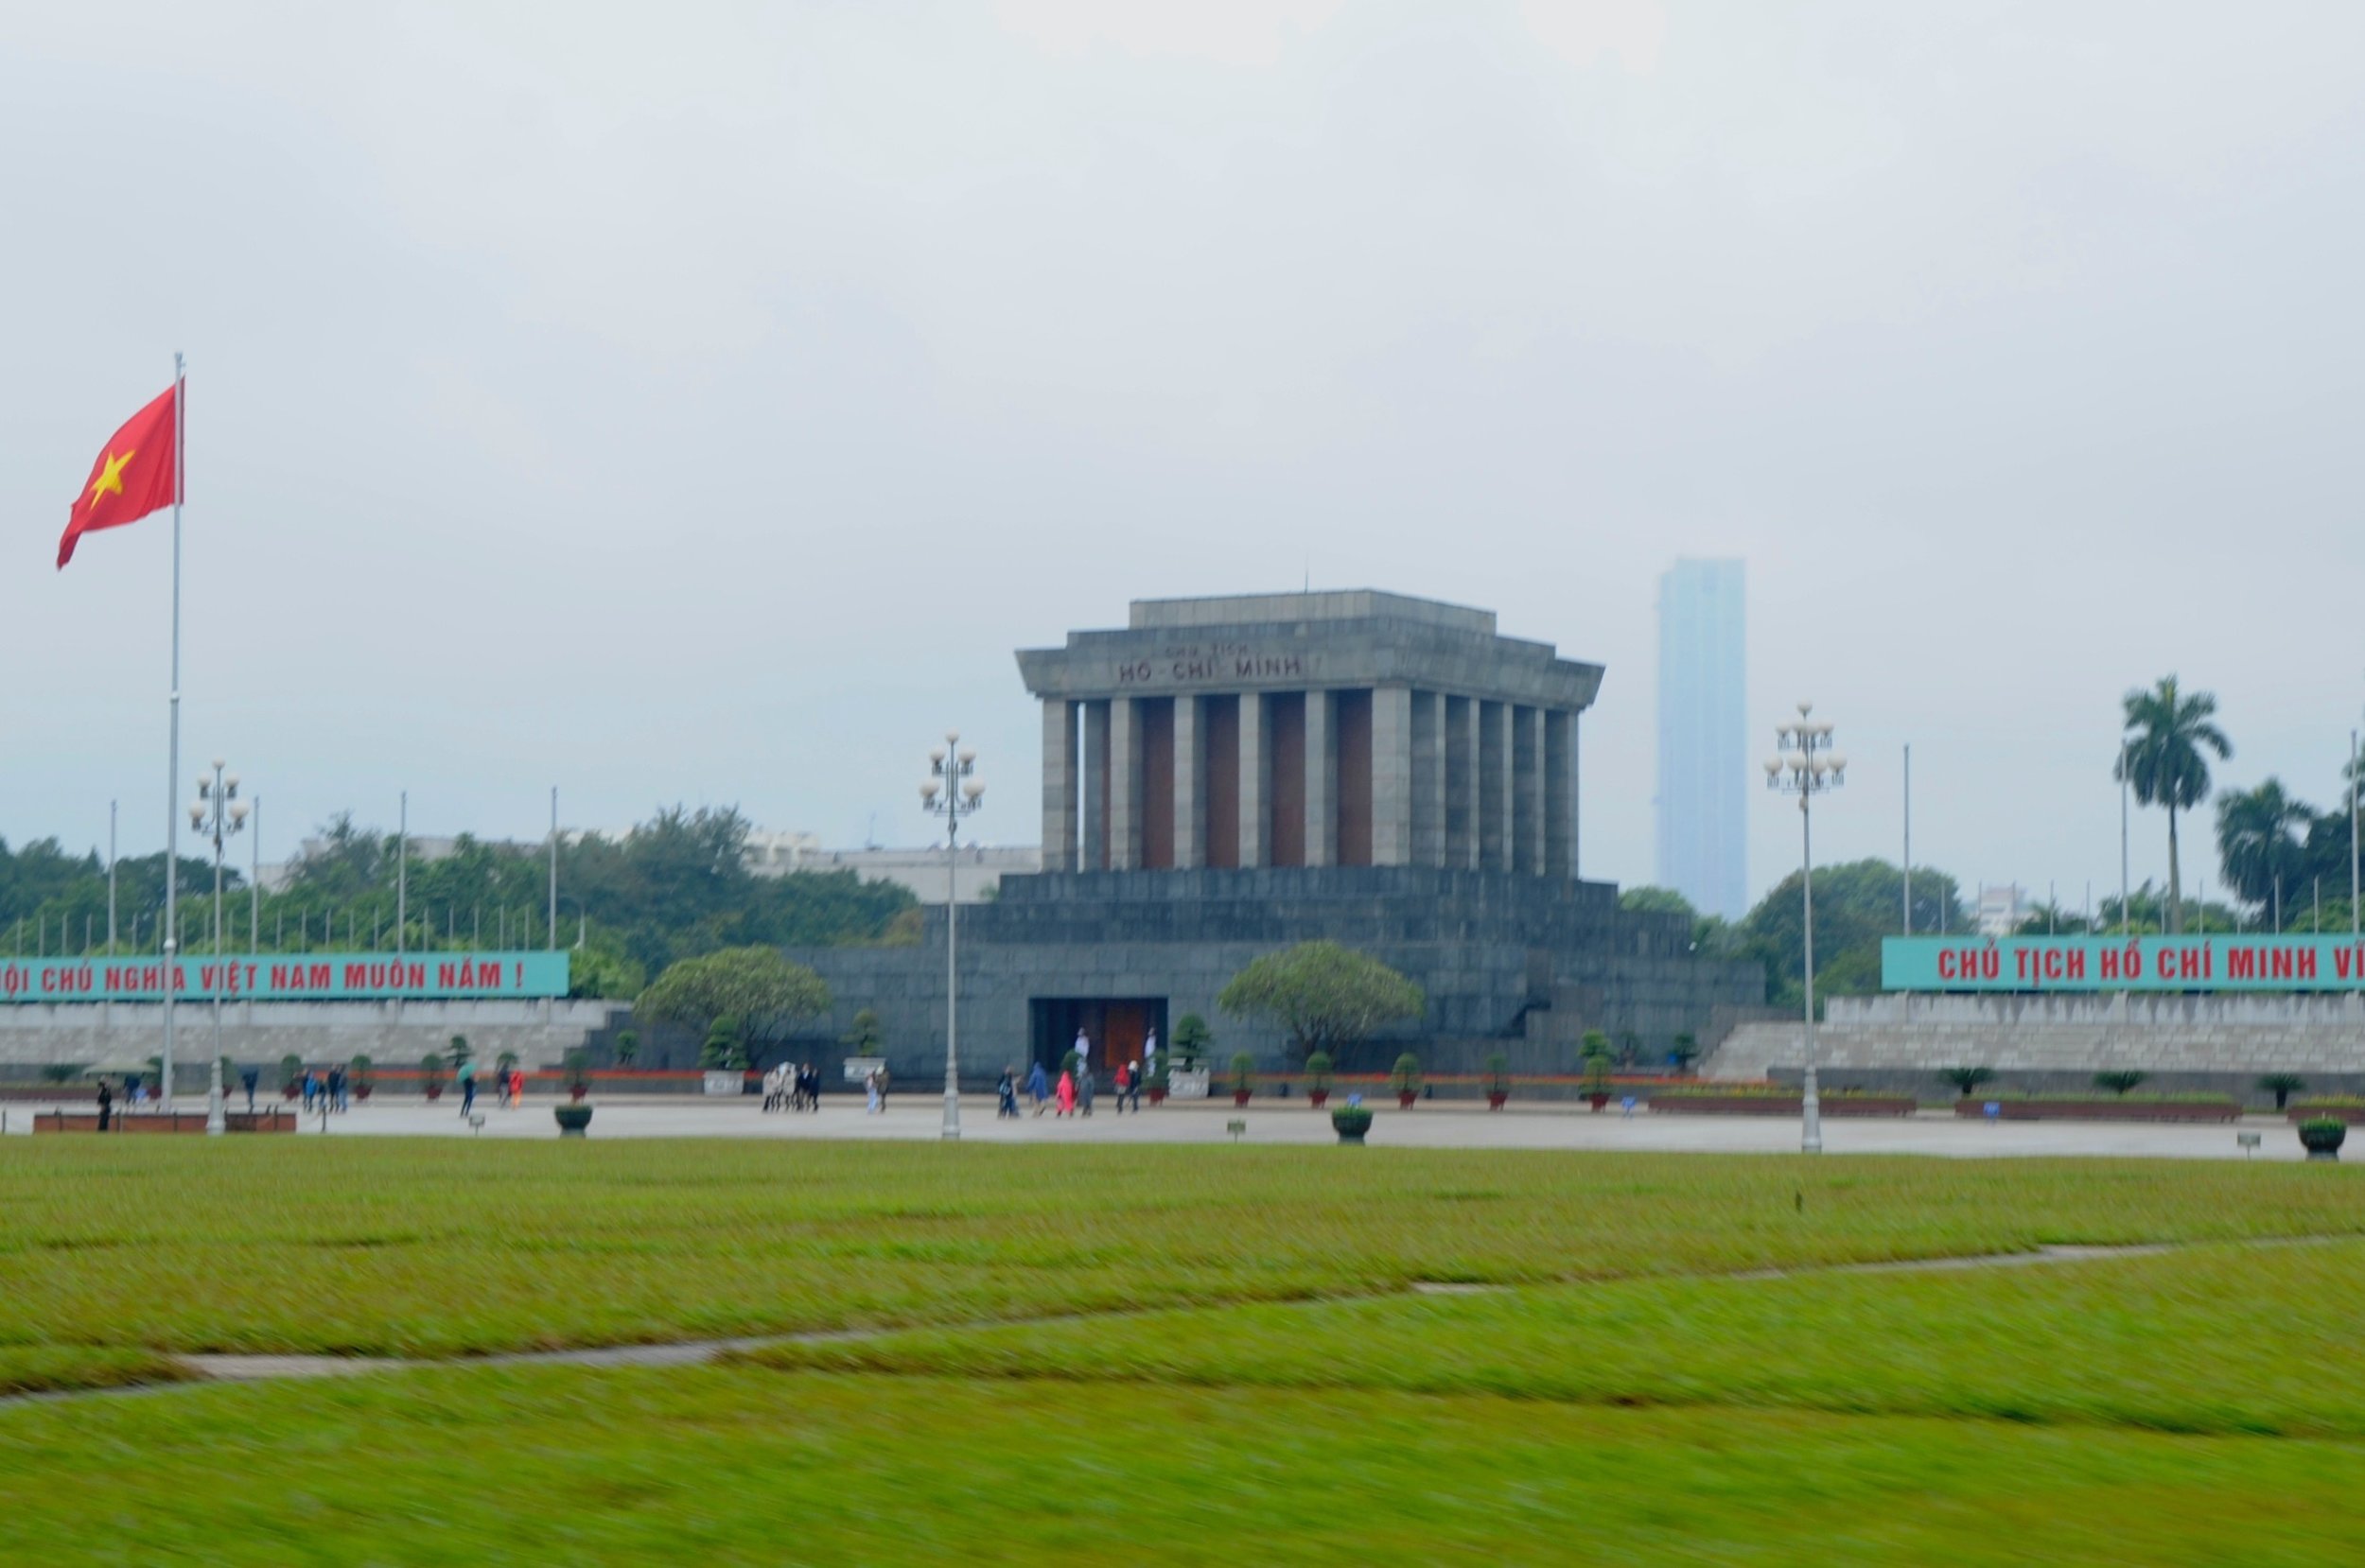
[116,1094,2333,1160]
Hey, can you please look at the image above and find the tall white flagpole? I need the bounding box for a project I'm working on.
[162,352,184,1112]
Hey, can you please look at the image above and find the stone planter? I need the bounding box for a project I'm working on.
[282,1082,300,1101]
[425,1083,444,1102]
[553,1105,594,1138]
[1586,1091,1610,1112]
[1233,1089,1251,1106]
[1308,1089,1329,1109]
[1487,1091,1508,1110]
[1330,1106,1374,1144]
[1953,1098,2239,1123]
[1396,1091,1417,1109]
[354,1085,374,1102]
[2299,1119,2346,1161]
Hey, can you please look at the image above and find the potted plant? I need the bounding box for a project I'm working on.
[349,1054,375,1103]
[420,1051,446,1103]
[2259,1072,2307,1112]
[553,1101,594,1137]
[563,1046,591,1103]
[1390,1052,1420,1109]
[614,1029,639,1070]
[2093,1070,2148,1097]
[1330,1096,1374,1144]
[1147,1060,1169,1106]
[1231,1052,1255,1106]
[2299,1117,2346,1162]
[1941,1065,1997,1101]
[279,1053,303,1102]
[1582,1032,1614,1111]
[1484,1051,1511,1110]
[1669,1033,1700,1075]
[1305,1051,1333,1109]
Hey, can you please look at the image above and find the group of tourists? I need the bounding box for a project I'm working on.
[1000,1026,1157,1120]
[762,1062,822,1112]
[453,1059,528,1115]
[300,1063,355,1114]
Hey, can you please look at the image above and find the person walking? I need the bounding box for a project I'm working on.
[996,1066,1018,1119]
[510,1065,525,1109]
[1125,1059,1144,1113]
[1112,1061,1130,1116]
[458,1056,477,1117]
[1077,1060,1095,1117]
[1026,1059,1049,1116]
[865,1068,882,1115]
[96,1076,114,1132]
[1055,1068,1076,1117]
[329,1062,349,1114]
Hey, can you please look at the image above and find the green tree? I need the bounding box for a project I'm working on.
[2116,676,2232,933]
[1170,1014,1213,1070]
[842,1008,885,1055]
[637,946,832,1072]
[1217,941,1426,1067]
[2216,778,2311,920]
[1618,886,1697,918]
[613,1029,639,1068]
[1738,860,1963,1010]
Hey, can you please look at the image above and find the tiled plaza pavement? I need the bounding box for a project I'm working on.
[220,1094,2320,1159]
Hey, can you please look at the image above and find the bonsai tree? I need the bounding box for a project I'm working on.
[2259,1072,2307,1111]
[1304,1050,1333,1107]
[1230,1051,1255,1104]
[278,1053,304,1093]
[495,1049,521,1079]
[637,946,832,1073]
[1940,1066,1997,1100]
[347,1054,374,1099]
[1581,1032,1615,1106]
[38,1063,79,1085]
[1389,1052,1421,1106]
[1060,1047,1083,1080]
[1171,1013,1213,1071]
[613,1029,640,1069]
[420,1051,446,1100]
[563,1046,591,1100]
[2093,1070,2149,1098]
[1484,1051,1511,1107]
[1218,941,1426,1072]
[701,1016,745,1071]
[1668,1034,1700,1074]
[843,1008,885,1057]
[447,1036,474,1074]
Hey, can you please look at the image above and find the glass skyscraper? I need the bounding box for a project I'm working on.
[1655,559,1746,921]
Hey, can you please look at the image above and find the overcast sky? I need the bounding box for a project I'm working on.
[7,1,2362,909]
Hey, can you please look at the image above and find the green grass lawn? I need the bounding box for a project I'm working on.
[4,1140,2361,1376]
[3,1140,2362,1561]
[759,1238,2365,1437]
[5,1368,2365,1566]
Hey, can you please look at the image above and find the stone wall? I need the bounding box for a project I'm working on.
[1708,992,2365,1085]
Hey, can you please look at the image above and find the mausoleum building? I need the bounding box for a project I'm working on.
[777,591,1766,1081]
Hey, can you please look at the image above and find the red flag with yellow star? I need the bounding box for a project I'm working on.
[58,384,180,568]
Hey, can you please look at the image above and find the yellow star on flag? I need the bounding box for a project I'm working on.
[88,447,136,508]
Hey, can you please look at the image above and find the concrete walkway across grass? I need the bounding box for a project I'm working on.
[225,1094,2330,1160]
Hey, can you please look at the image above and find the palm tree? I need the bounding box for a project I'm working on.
[2115,677,2231,933]
[2215,778,2310,919]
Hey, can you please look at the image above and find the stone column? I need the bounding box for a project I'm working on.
[1304,689,1335,868]
[1041,697,1077,872]
[1372,685,1414,865]
[1545,708,1574,878]
[1174,695,1204,869]
[1412,690,1445,866]
[1446,695,1478,868]
[1109,696,1144,871]
[1479,700,1508,870]
[1516,706,1546,875]
[1238,692,1269,868]
[1080,699,1110,871]
[1570,711,1582,878]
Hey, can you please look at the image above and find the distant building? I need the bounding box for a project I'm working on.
[1655,560,1746,921]
[1976,884,2026,937]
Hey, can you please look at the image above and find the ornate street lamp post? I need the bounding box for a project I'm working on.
[190,758,248,1136]
[921,732,984,1141]
[1765,704,1844,1154]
